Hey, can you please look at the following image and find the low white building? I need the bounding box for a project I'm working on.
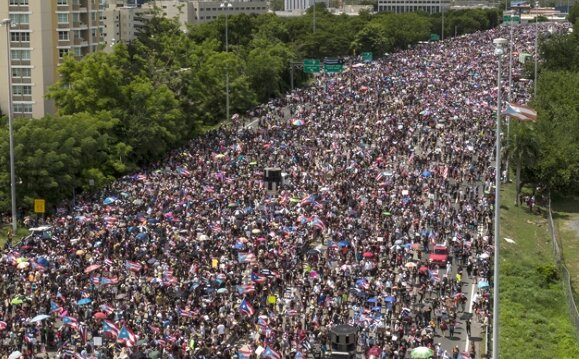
[377,0,451,14]
[284,0,330,14]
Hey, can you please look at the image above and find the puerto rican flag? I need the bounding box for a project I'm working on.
[251,272,267,284]
[178,308,195,318]
[50,300,63,314]
[117,325,138,347]
[310,216,326,231]
[236,285,256,294]
[125,261,142,272]
[103,258,114,267]
[100,276,119,285]
[237,252,256,263]
[102,320,119,337]
[239,299,255,317]
[209,223,222,233]
[238,347,252,359]
[100,304,115,315]
[176,167,191,177]
[63,316,79,329]
[301,194,316,206]
[503,102,537,122]
[263,346,282,359]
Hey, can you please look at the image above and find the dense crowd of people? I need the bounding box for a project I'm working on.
[0,22,569,359]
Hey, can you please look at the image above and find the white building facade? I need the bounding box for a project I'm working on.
[377,0,451,14]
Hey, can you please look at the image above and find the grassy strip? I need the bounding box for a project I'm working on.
[500,184,579,358]
[552,196,579,306]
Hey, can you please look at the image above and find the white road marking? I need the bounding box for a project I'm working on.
[465,280,477,352]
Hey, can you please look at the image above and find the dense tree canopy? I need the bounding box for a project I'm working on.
[508,6,579,196]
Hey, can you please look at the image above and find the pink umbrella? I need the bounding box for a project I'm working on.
[93,312,107,319]
[84,264,101,274]
[363,252,374,258]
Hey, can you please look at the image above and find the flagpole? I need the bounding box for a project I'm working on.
[492,37,507,359]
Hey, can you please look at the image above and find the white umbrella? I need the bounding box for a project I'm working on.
[30,314,50,323]
[8,351,22,359]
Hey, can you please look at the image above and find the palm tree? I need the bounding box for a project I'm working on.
[507,122,539,206]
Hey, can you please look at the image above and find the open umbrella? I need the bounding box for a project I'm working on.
[77,298,92,305]
[93,312,107,319]
[421,170,432,177]
[8,351,22,359]
[419,265,429,273]
[410,346,434,359]
[477,280,490,289]
[30,314,50,323]
[217,288,229,294]
[291,119,304,126]
[384,296,396,303]
[405,262,417,268]
[363,251,374,258]
[103,197,117,205]
[84,264,101,274]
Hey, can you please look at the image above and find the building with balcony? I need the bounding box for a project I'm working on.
[377,0,451,14]
[0,0,105,118]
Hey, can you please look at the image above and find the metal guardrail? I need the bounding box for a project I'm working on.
[547,195,579,341]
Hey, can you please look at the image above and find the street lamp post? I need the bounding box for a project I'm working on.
[313,0,316,33]
[505,15,514,182]
[534,16,538,98]
[220,1,232,122]
[492,37,507,359]
[2,18,17,234]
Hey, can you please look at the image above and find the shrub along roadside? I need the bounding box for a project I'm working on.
[499,183,579,358]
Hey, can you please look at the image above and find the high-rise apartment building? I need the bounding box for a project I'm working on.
[0,0,105,118]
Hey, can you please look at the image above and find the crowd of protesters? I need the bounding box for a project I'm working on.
[0,22,569,359]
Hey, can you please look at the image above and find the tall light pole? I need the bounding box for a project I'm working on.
[313,0,316,33]
[220,1,232,121]
[441,0,445,41]
[2,18,17,234]
[533,16,538,98]
[505,14,514,182]
[492,37,507,359]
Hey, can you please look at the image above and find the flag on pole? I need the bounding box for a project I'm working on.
[102,320,119,336]
[263,346,282,359]
[504,102,537,121]
[239,299,255,316]
[117,325,137,347]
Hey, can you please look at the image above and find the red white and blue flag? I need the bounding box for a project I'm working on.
[125,261,142,272]
[237,253,256,263]
[102,320,119,336]
[239,299,255,317]
[117,325,138,347]
[503,102,537,122]
[263,346,282,359]
[236,284,255,294]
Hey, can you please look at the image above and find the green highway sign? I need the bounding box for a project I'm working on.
[361,52,373,62]
[323,58,343,73]
[303,58,321,73]
[503,15,520,23]
[430,33,440,41]
[324,64,343,73]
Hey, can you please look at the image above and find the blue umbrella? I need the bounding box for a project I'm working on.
[338,240,349,248]
[385,295,396,303]
[77,298,92,305]
[36,257,49,267]
[349,288,367,298]
[477,280,490,289]
[103,197,117,205]
[421,170,432,177]
[372,306,382,311]
[367,297,377,303]
[234,242,246,250]
[30,314,50,322]
[136,233,149,241]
